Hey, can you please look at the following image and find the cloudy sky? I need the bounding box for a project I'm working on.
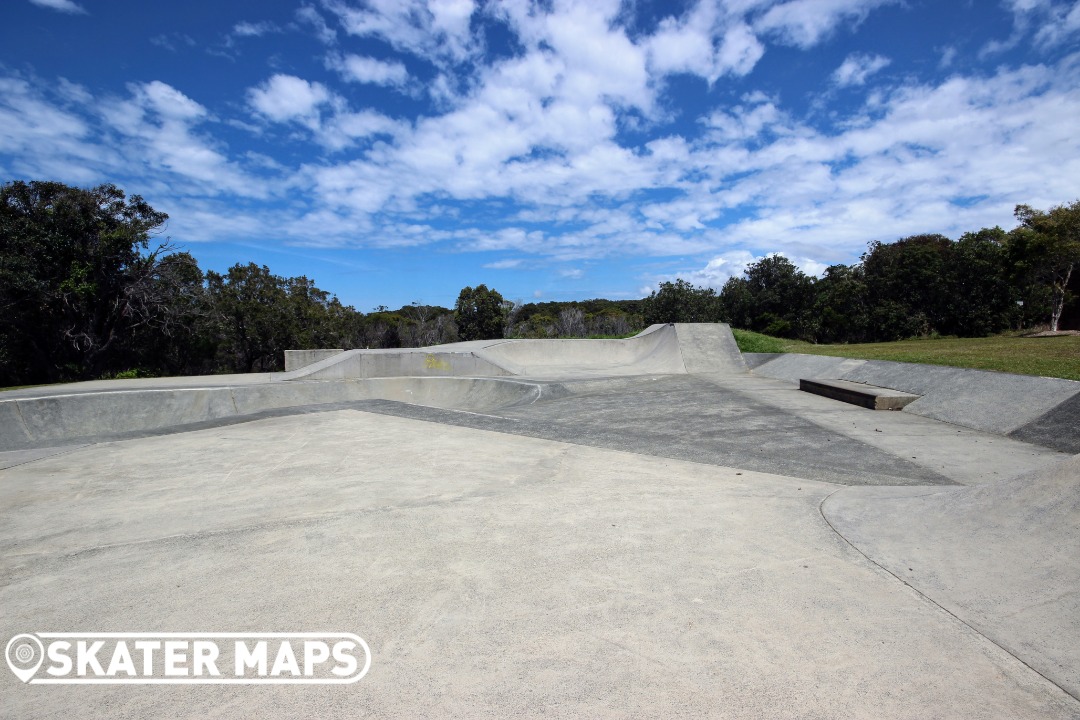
[3,0,1079,310]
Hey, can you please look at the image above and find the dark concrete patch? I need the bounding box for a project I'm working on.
[1009,393,1080,453]
[356,375,954,487]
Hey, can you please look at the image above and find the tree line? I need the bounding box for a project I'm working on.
[2,180,1076,386]
[646,204,1078,343]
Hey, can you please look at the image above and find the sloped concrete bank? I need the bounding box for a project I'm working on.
[822,453,1080,702]
[0,377,550,451]
[747,352,1080,452]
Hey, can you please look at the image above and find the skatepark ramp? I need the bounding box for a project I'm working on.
[749,352,1080,453]
[284,323,748,379]
[473,324,686,376]
[823,453,1080,701]
[0,377,548,451]
[0,324,748,450]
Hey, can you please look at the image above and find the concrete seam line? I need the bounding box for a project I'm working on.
[12,399,34,442]
[816,487,1080,705]
[0,444,90,471]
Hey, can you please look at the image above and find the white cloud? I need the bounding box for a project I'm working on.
[676,251,761,288]
[232,21,279,38]
[4,0,1079,282]
[832,53,891,87]
[329,54,410,86]
[296,6,338,44]
[248,74,332,124]
[755,0,896,48]
[645,3,764,82]
[101,81,265,198]
[1032,0,1080,46]
[28,0,86,14]
[484,259,524,269]
[984,0,1080,53]
[326,0,480,64]
[0,76,103,182]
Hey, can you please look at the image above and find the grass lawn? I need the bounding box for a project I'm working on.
[733,329,1080,381]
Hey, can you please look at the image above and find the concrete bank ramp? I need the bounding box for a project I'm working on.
[0,377,547,451]
[823,453,1080,702]
[748,352,1080,452]
[674,323,748,374]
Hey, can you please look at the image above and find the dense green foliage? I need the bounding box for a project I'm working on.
[645,203,1078,343]
[454,284,507,341]
[506,298,643,338]
[0,181,459,385]
[2,179,1076,386]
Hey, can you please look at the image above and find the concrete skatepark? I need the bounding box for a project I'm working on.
[1,323,1078,718]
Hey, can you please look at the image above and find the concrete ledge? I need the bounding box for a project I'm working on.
[800,378,920,410]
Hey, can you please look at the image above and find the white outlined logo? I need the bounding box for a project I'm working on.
[5,633,371,685]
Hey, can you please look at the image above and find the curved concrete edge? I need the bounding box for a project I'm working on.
[273,323,748,381]
[0,376,549,451]
[749,352,1080,437]
[279,348,514,381]
[820,453,1080,703]
[472,323,687,376]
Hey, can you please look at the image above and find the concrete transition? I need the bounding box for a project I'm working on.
[1,323,1078,718]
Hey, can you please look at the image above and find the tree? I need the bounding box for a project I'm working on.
[454,284,506,340]
[204,263,293,372]
[945,228,1013,337]
[643,279,720,324]
[812,264,870,343]
[0,180,171,384]
[861,234,953,340]
[740,255,815,338]
[1011,201,1080,331]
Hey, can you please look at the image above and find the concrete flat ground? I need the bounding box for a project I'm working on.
[1,326,1077,718]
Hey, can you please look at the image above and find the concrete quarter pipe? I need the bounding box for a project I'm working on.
[0,323,1077,718]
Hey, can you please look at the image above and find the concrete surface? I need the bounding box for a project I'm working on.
[1010,391,1080,453]
[750,352,1080,445]
[284,348,344,371]
[1,324,1078,718]
[823,454,1080,701]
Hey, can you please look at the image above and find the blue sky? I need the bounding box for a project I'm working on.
[2,0,1079,311]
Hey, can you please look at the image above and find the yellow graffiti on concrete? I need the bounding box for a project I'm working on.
[424,354,451,371]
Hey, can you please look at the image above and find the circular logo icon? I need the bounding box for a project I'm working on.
[5,634,45,683]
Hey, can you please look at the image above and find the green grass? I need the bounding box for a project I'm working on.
[731,328,789,354]
[0,383,53,392]
[735,329,1080,381]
